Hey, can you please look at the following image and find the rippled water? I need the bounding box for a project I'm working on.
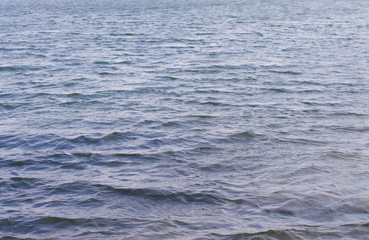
[1,0,369,239]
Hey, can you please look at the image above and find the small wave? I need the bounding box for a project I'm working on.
[191,115,215,119]
[101,132,136,141]
[46,181,90,194]
[208,64,256,70]
[94,185,224,204]
[271,70,303,75]
[330,112,367,117]
[66,93,83,97]
[109,32,138,36]
[0,66,18,72]
[210,229,299,240]
[60,101,79,105]
[162,121,183,127]
[141,138,166,148]
[196,32,214,36]
[1,215,149,237]
[60,162,86,170]
[0,135,27,149]
[0,93,11,98]
[229,131,259,140]
[73,152,94,158]
[113,153,144,158]
[0,159,34,167]
[213,131,260,145]
[182,69,221,74]
[8,177,44,190]
[329,126,369,133]
[25,52,47,58]
[0,65,42,72]
[68,135,98,144]
[208,227,347,240]
[186,100,225,106]
[324,151,362,160]
[275,137,326,146]
[155,75,179,81]
[290,80,324,86]
[93,61,111,65]
[0,103,17,110]
[336,201,369,215]
[98,71,115,75]
[70,132,137,144]
[115,60,132,65]
[32,216,95,229]
[264,87,290,93]
[198,163,237,173]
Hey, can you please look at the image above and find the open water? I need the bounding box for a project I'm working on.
[1,0,369,239]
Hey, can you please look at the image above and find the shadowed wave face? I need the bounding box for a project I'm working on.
[1,0,369,239]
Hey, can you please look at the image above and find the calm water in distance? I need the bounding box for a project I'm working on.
[1,0,369,239]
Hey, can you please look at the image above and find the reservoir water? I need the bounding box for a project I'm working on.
[1,0,369,239]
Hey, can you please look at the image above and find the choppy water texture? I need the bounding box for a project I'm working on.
[1,0,369,239]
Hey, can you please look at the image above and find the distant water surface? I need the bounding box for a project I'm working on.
[1,0,369,239]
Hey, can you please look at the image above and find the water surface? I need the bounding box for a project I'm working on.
[1,0,369,239]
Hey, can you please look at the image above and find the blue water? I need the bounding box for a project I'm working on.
[1,0,369,239]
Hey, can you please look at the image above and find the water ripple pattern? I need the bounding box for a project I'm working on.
[1,0,369,239]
